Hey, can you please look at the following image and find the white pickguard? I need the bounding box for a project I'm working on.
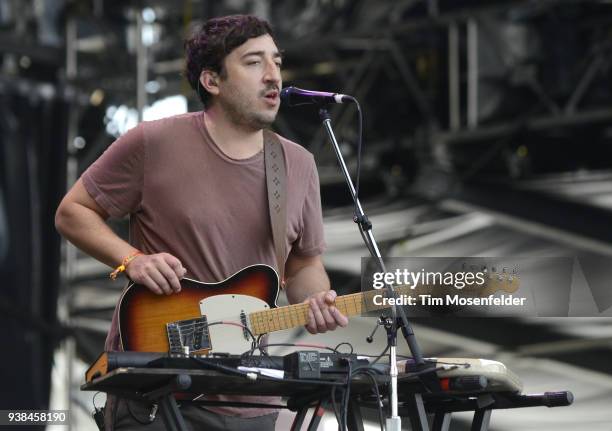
[199,294,270,354]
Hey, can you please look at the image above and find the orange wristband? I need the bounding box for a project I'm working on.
[110,251,143,280]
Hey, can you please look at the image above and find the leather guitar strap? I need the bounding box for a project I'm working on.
[263,129,287,287]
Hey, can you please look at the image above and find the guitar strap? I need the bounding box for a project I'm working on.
[263,129,287,288]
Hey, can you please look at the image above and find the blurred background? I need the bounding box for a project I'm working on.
[1,0,612,429]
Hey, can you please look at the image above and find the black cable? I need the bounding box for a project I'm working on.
[369,344,390,365]
[351,369,384,431]
[343,97,377,261]
[341,360,353,431]
[330,385,343,431]
[351,97,364,222]
[92,392,103,410]
[333,342,354,354]
[248,342,339,356]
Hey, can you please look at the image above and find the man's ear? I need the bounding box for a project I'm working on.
[200,70,220,95]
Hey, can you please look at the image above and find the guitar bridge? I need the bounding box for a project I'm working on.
[166,316,211,354]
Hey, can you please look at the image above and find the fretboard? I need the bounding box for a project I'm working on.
[247,274,512,335]
[248,288,393,335]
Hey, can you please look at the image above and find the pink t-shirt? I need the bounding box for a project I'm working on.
[81,111,326,416]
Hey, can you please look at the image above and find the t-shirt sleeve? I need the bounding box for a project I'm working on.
[81,125,145,218]
[292,155,326,256]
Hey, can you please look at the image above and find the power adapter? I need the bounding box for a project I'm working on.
[283,350,321,379]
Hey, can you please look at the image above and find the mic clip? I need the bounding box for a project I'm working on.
[353,214,372,231]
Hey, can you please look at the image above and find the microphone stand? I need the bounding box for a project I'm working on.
[318,107,438,431]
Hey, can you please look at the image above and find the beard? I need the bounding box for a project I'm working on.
[218,85,278,131]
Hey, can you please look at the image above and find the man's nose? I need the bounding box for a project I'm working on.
[263,61,281,84]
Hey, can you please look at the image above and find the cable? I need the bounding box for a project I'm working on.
[330,385,343,431]
[346,96,363,222]
[92,392,103,410]
[256,342,338,352]
[333,342,354,354]
[343,96,378,260]
[342,360,352,431]
[369,344,390,365]
[206,320,259,361]
[351,369,384,431]
[206,320,257,344]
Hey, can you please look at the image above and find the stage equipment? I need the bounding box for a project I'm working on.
[83,351,573,431]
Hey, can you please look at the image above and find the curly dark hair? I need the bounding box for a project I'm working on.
[184,15,275,108]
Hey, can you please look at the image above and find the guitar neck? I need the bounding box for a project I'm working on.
[248,272,517,335]
[248,289,386,335]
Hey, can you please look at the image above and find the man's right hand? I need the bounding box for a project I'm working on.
[125,253,187,295]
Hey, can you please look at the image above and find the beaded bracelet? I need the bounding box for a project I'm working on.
[109,251,143,280]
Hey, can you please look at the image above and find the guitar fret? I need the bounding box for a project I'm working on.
[264,311,271,332]
[290,310,300,326]
[267,311,277,332]
[294,306,302,327]
[258,311,266,334]
[279,309,285,329]
[298,305,305,327]
[271,311,279,332]
[350,294,358,314]
[250,312,259,335]
[301,304,309,325]
[264,311,270,332]
[276,309,284,330]
[263,311,271,333]
[253,312,260,334]
[281,309,289,330]
[282,309,291,330]
[340,297,350,315]
[248,314,255,334]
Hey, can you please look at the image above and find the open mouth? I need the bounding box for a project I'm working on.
[264,91,279,101]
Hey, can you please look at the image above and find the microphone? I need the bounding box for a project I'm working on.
[280,86,352,106]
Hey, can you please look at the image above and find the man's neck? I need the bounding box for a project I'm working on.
[203,107,263,160]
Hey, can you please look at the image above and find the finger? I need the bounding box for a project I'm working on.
[331,306,349,327]
[157,262,182,292]
[320,305,337,330]
[305,310,317,334]
[162,253,186,276]
[140,274,164,295]
[309,298,328,333]
[324,290,337,304]
[146,266,173,295]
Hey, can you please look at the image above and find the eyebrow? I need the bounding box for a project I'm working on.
[241,50,283,60]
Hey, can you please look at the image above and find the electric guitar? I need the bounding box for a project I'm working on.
[118,264,520,355]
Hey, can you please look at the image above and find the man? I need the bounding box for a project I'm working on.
[55,14,348,431]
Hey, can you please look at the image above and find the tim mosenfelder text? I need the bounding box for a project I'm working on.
[371,294,526,307]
